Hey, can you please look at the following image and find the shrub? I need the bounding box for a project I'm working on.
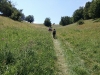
[77,19,84,25]
[94,18,100,22]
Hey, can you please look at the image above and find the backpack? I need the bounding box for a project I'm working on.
[53,30,56,34]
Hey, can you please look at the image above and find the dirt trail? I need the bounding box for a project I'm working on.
[53,39,68,75]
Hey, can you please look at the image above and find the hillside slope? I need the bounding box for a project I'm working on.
[55,19,100,75]
[1,16,100,75]
[0,16,57,75]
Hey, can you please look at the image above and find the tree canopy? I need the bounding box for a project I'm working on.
[0,0,25,21]
[73,7,84,23]
[44,18,51,27]
[83,2,91,19]
[25,15,34,23]
[89,0,100,19]
[59,16,72,26]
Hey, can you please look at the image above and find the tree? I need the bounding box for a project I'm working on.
[10,8,23,21]
[83,1,91,19]
[19,9,25,21]
[69,17,73,24]
[0,0,13,16]
[25,15,34,23]
[0,0,25,21]
[73,7,84,22]
[59,16,72,26]
[89,0,100,19]
[44,18,51,27]
[53,23,55,25]
[21,13,25,21]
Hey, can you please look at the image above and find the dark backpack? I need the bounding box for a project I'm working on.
[53,30,56,34]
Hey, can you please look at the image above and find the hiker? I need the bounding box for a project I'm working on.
[53,29,56,39]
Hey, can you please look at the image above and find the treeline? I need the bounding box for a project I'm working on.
[0,0,34,23]
[59,0,100,26]
[1,0,100,26]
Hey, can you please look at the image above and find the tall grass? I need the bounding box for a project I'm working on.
[56,20,100,75]
[0,16,57,75]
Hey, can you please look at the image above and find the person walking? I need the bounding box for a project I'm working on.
[53,29,56,39]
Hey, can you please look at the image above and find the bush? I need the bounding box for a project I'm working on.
[77,19,84,25]
[94,18,100,22]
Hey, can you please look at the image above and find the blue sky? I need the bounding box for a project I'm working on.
[11,0,92,24]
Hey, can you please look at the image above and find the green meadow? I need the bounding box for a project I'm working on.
[56,20,100,75]
[0,16,100,75]
[0,16,57,75]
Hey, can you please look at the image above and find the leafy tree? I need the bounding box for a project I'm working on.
[21,13,25,21]
[19,9,25,21]
[53,23,55,25]
[0,0,25,21]
[73,7,84,22]
[89,0,100,19]
[25,15,34,23]
[83,1,91,19]
[69,17,73,24]
[44,18,51,27]
[59,16,72,26]
[10,8,23,21]
[0,0,13,16]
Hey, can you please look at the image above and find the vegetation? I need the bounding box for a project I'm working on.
[0,0,100,75]
[59,16,72,26]
[89,0,100,19]
[25,15,34,23]
[1,0,100,24]
[73,7,84,23]
[1,16,100,75]
[83,2,91,20]
[59,0,100,26]
[0,0,24,21]
[77,19,84,25]
[56,20,100,75]
[44,18,51,27]
[0,0,32,22]
[0,16,57,75]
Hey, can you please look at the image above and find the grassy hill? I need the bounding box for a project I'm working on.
[0,16,57,75]
[0,16,100,75]
[56,19,100,75]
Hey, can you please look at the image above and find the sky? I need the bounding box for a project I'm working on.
[11,0,92,24]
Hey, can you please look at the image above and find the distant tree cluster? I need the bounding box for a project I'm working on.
[0,0,34,23]
[59,0,100,26]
